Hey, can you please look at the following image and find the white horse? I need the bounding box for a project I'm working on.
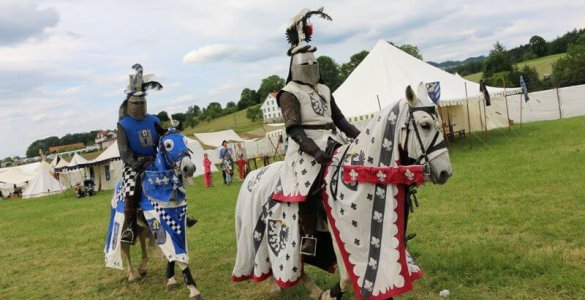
[233,83,452,299]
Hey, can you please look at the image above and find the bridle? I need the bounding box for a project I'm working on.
[158,132,192,176]
[402,106,446,177]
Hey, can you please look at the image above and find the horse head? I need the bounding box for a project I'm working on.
[155,129,196,178]
[401,82,452,184]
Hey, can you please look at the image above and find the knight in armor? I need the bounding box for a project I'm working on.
[274,8,360,256]
[117,64,196,244]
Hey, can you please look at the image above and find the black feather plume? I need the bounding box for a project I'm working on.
[132,63,143,73]
[143,81,163,91]
[285,7,332,48]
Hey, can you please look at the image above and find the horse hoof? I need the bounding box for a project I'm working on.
[166,282,180,291]
[189,294,203,300]
[319,290,332,300]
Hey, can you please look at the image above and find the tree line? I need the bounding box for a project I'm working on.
[24,131,100,158]
[446,28,585,90]
[161,42,425,127]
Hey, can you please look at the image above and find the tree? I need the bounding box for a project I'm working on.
[246,105,263,122]
[205,102,223,119]
[171,113,186,130]
[257,75,285,103]
[483,42,513,79]
[317,55,341,91]
[225,101,237,114]
[398,44,423,60]
[237,88,260,110]
[157,111,170,122]
[339,50,369,84]
[529,35,547,57]
[552,44,585,87]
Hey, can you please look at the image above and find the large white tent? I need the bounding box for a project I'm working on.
[185,137,218,177]
[334,40,522,133]
[194,129,245,148]
[22,161,65,199]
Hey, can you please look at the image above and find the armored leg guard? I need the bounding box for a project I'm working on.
[166,261,175,279]
[182,267,197,287]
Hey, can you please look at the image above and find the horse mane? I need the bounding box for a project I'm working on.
[344,100,408,169]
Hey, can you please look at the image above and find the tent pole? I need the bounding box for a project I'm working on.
[464,82,472,149]
[376,95,382,111]
[503,78,511,132]
[556,87,562,119]
[477,99,484,142]
[519,93,523,128]
[482,94,488,142]
[437,105,451,153]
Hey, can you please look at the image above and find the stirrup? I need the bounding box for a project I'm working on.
[121,228,135,244]
[300,235,317,256]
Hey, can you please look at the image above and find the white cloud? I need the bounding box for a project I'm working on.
[1,0,585,158]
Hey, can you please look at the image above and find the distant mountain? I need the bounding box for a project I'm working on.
[428,55,486,69]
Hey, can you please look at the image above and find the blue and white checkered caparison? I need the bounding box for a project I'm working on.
[149,200,183,235]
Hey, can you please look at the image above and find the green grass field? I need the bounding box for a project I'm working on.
[1,116,585,299]
[183,106,265,139]
[464,53,566,83]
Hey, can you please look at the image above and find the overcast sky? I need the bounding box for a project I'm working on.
[1,0,584,158]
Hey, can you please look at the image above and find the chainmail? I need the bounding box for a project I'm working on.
[278,92,303,128]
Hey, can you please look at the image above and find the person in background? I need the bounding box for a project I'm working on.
[235,143,247,181]
[219,140,231,184]
[203,153,213,188]
[223,155,234,185]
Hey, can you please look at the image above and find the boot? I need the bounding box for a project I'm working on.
[300,213,317,256]
[121,217,135,244]
[186,215,198,228]
[121,196,137,244]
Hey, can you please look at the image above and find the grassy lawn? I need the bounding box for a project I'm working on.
[1,116,584,299]
[463,53,566,83]
[183,107,264,138]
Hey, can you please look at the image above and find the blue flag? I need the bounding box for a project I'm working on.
[425,81,441,104]
[520,76,529,102]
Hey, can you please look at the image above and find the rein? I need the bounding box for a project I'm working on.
[404,106,446,177]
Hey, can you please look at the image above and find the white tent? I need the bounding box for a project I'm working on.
[334,40,522,133]
[22,161,65,199]
[0,166,36,185]
[185,137,218,177]
[66,153,89,170]
[85,141,123,191]
[194,129,245,148]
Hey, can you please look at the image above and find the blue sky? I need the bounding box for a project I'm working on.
[1,0,584,158]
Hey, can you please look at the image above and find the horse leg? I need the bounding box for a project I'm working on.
[320,227,352,300]
[165,261,180,291]
[177,261,202,300]
[137,229,148,277]
[121,243,139,282]
[268,277,282,296]
[302,273,323,300]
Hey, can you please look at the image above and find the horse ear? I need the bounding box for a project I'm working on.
[405,85,416,107]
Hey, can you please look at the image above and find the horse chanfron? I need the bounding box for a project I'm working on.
[403,83,453,185]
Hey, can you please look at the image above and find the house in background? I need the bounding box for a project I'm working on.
[95,130,117,149]
[261,92,282,123]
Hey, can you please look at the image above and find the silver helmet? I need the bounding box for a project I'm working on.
[119,64,162,120]
[291,52,320,86]
[127,95,147,120]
